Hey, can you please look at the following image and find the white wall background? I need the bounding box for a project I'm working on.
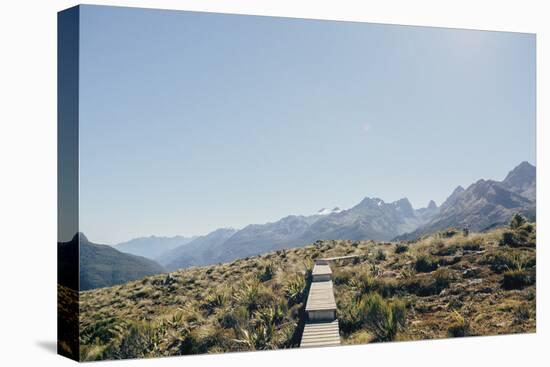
[0,1,547,366]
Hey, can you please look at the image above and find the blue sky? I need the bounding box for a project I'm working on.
[78,5,535,244]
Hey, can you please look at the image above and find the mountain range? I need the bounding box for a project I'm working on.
[106,161,535,273]
[397,161,536,240]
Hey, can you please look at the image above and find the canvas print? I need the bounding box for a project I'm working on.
[58,5,536,362]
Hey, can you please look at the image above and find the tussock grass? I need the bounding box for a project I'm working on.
[394,244,409,254]
[502,269,535,290]
[78,221,536,360]
[415,254,439,273]
[447,311,471,337]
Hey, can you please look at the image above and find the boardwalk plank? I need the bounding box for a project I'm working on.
[305,280,337,312]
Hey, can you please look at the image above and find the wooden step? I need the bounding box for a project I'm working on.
[312,264,332,281]
[305,281,337,310]
[300,320,341,348]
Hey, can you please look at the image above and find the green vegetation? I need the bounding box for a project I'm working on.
[461,237,484,252]
[363,293,406,342]
[338,291,406,342]
[284,274,307,306]
[440,228,459,238]
[78,221,536,360]
[333,222,535,344]
[400,268,452,297]
[258,263,275,282]
[79,254,310,360]
[394,243,409,254]
[415,254,439,272]
[502,269,535,290]
[499,214,536,248]
[447,311,471,337]
[510,213,526,230]
[375,249,387,261]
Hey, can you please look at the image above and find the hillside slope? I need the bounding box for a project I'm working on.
[158,228,238,270]
[79,219,535,360]
[59,233,166,290]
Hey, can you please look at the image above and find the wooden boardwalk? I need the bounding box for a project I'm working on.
[300,320,341,348]
[305,280,337,318]
[300,262,341,348]
[318,255,360,264]
[311,263,332,282]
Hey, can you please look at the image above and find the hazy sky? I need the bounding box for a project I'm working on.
[78,5,535,244]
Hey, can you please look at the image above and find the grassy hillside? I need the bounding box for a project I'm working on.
[79,217,536,361]
[334,217,536,343]
[79,249,310,360]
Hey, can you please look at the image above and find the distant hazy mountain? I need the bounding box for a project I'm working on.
[298,197,431,243]
[162,197,439,271]
[159,228,238,270]
[415,200,440,223]
[58,233,165,290]
[205,215,321,267]
[397,162,535,240]
[130,161,535,271]
[114,235,196,260]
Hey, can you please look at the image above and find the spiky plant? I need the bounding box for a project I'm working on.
[303,259,314,280]
[510,213,527,230]
[395,243,409,254]
[235,280,261,312]
[375,249,387,261]
[415,254,439,273]
[284,274,306,305]
[258,263,276,282]
[255,305,284,329]
[233,324,275,351]
[338,296,366,334]
[363,293,406,342]
[202,289,229,313]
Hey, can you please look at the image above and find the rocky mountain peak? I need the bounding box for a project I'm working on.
[452,185,465,195]
[506,161,535,176]
[357,197,384,209]
[502,161,536,201]
[393,198,414,217]
[440,185,466,211]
